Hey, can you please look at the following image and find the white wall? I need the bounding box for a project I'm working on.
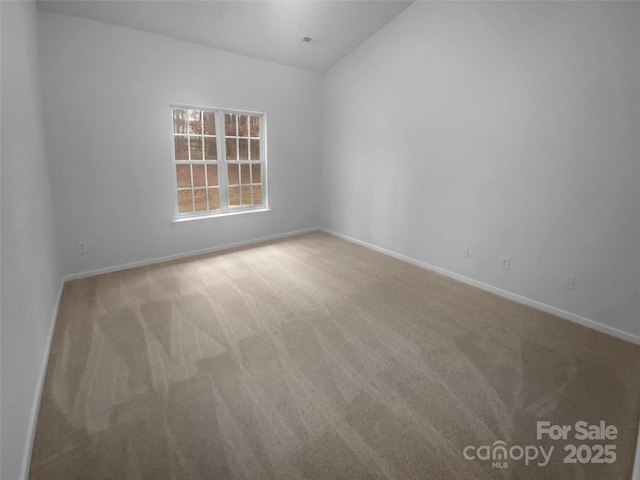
[37,11,323,277]
[321,2,640,339]
[0,2,64,479]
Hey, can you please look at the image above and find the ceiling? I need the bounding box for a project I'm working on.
[36,0,414,73]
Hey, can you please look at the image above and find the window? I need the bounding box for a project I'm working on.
[171,106,267,219]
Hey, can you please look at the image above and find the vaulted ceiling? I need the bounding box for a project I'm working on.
[37,0,414,72]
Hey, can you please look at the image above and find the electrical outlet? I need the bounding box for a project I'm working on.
[462,247,470,258]
[563,276,576,290]
[500,256,510,269]
[77,241,88,253]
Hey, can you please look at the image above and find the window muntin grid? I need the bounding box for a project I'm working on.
[171,106,266,218]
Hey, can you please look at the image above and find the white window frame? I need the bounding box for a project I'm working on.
[170,104,269,223]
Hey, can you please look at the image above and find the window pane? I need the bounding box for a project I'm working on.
[174,136,188,160]
[194,188,207,211]
[229,186,240,207]
[227,164,239,185]
[241,186,251,206]
[250,139,260,160]
[172,108,265,216]
[206,164,218,187]
[240,163,250,183]
[178,190,193,213]
[238,115,249,137]
[203,111,216,135]
[208,188,220,210]
[238,139,249,160]
[192,165,205,187]
[225,114,237,136]
[252,185,262,205]
[176,165,191,188]
[189,137,203,160]
[188,110,202,134]
[250,116,260,137]
[251,164,261,183]
[204,137,217,160]
[173,109,187,134]
[225,138,237,160]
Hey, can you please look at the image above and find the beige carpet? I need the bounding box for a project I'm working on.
[29,232,640,480]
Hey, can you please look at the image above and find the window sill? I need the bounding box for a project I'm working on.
[172,208,271,225]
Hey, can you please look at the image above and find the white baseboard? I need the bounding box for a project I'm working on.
[63,227,320,282]
[320,228,640,346]
[21,278,65,480]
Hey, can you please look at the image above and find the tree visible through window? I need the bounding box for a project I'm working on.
[171,106,266,217]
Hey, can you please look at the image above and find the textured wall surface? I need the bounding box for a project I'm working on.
[1,2,63,479]
[321,1,640,338]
